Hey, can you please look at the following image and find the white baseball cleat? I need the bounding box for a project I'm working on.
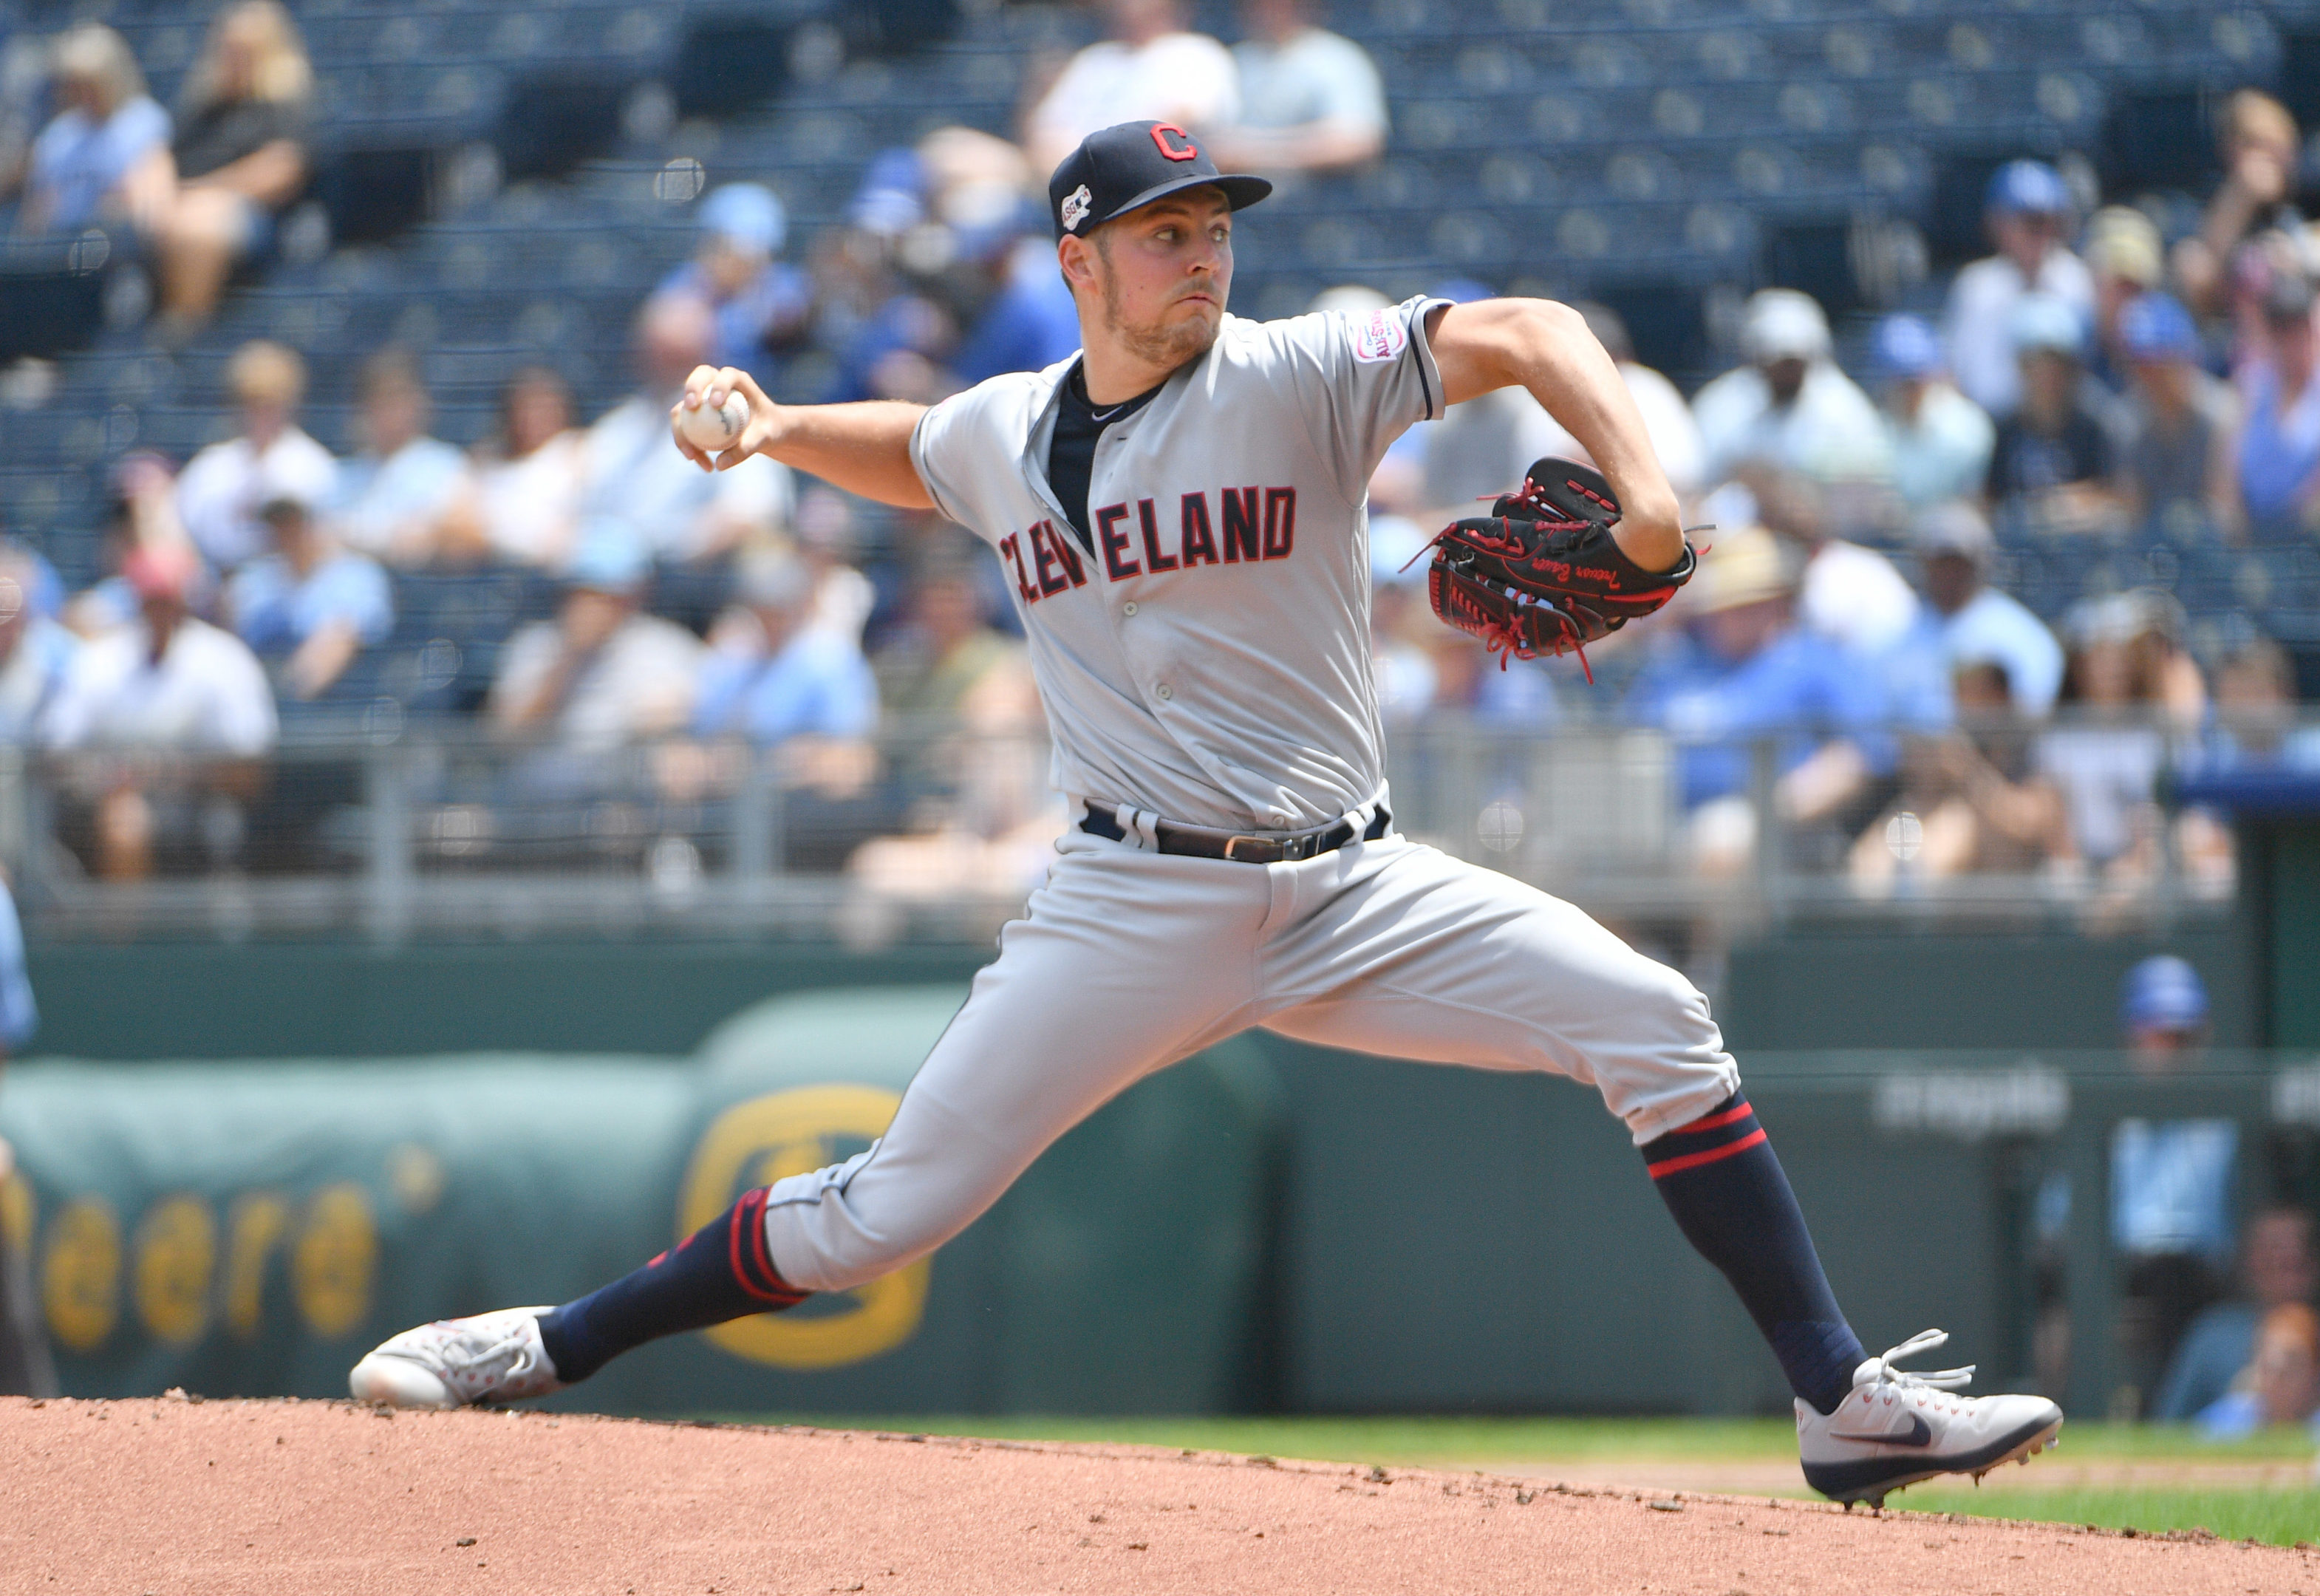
[1795,1329,2063,1507]
[348,1306,565,1409]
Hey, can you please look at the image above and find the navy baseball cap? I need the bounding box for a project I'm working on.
[1048,120,1271,240]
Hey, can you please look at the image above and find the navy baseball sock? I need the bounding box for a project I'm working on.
[535,1187,808,1384]
[1640,1093,1864,1416]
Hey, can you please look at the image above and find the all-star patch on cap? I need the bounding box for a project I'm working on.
[1048,120,1271,239]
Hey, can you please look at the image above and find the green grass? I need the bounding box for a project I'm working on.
[703,1415,2320,1546]
[1901,1483,2320,1545]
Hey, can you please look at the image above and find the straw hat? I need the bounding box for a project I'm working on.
[1686,525,1792,613]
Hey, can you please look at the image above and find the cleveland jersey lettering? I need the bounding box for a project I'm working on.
[910,297,1445,831]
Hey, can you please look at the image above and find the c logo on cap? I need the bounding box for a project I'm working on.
[1151,123,1198,162]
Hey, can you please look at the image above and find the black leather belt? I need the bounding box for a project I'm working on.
[1078,801,1391,863]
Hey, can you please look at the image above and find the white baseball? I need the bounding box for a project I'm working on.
[680,392,750,452]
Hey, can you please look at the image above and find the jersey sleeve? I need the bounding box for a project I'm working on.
[1272,294,1450,506]
[909,388,1000,544]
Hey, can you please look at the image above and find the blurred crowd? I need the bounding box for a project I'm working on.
[0,0,2310,904]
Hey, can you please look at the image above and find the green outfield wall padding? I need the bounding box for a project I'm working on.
[1718,927,2259,1050]
[0,988,1283,1416]
[22,927,2260,1063]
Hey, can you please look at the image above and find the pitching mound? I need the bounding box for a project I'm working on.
[4,1396,2309,1595]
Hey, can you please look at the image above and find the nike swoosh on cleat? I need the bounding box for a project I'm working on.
[1827,1413,1934,1447]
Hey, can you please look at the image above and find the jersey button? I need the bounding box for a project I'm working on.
[1122,601,1139,615]
[1156,683,1174,700]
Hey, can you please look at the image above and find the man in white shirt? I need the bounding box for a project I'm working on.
[173,341,339,572]
[1900,500,2065,718]
[1943,160,2095,419]
[1692,289,1890,487]
[1024,0,1239,174]
[41,540,276,879]
[577,296,791,576]
[1872,313,1995,510]
[488,539,703,755]
[327,349,471,566]
[1212,0,1385,176]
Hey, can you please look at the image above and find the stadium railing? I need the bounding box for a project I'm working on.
[0,708,2296,944]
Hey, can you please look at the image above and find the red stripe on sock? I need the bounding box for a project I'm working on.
[1646,1126,1767,1179]
[1671,1100,1756,1136]
[734,1187,805,1306]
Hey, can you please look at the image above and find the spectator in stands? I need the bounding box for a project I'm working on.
[577,296,790,586]
[1625,526,1887,879]
[2234,269,2320,535]
[1872,313,1994,511]
[7,24,171,239]
[2158,1207,2319,1423]
[435,366,586,572]
[174,339,338,573]
[1023,0,1239,175]
[225,495,392,702]
[0,548,75,743]
[488,539,702,754]
[687,547,877,791]
[1849,654,2061,893]
[948,221,1084,390]
[2104,955,2243,1412]
[1524,301,1706,500]
[2084,205,2166,395]
[1985,294,2125,536]
[40,540,276,880]
[1740,471,1920,664]
[655,183,814,378]
[1900,501,2065,718]
[2178,91,2304,319]
[1692,289,1889,488]
[1945,160,2093,418]
[147,0,313,335]
[2033,591,2205,882]
[67,451,200,638]
[328,349,469,567]
[2188,633,2320,771]
[1211,0,1387,177]
[2195,1303,2320,1439]
[793,488,876,646]
[848,547,1052,907]
[2116,293,2240,537]
[872,545,1037,808]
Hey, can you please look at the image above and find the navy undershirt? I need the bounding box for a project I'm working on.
[1048,361,1164,553]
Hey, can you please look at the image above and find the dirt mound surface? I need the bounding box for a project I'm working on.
[4,1395,2308,1595]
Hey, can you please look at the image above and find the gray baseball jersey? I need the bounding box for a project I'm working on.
[911,294,1450,832]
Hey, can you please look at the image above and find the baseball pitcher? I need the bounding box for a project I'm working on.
[353,123,2061,1507]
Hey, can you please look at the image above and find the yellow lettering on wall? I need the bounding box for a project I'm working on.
[133,1194,216,1345]
[223,1192,291,1340]
[679,1085,929,1371]
[41,1197,120,1352]
[0,1170,32,1261]
[293,1184,375,1340]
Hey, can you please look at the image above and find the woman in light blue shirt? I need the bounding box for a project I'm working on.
[13,25,171,237]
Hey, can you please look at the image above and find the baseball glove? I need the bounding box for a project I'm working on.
[1421,457,1698,680]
